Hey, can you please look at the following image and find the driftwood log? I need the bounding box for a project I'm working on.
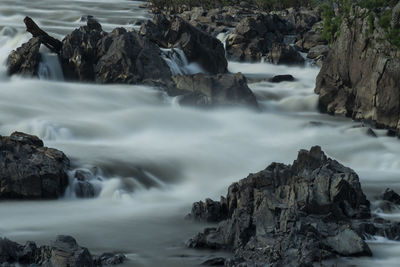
[23,16,62,54]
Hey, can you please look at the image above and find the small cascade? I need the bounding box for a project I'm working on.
[64,167,168,200]
[160,48,203,76]
[38,53,64,81]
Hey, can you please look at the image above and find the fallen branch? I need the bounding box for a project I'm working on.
[23,16,63,54]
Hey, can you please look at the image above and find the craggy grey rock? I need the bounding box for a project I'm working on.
[187,198,228,223]
[307,44,329,59]
[0,236,125,267]
[95,27,171,84]
[391,2,400,29]
[315,7,400,134]
[186,146,400,266]
[171,73,258,108]
[0,132,69,199]
[7,37,41,77]
[140,14,227,74]
[381,188,400,205]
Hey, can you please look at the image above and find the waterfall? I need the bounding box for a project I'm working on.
[160,48,204,75]
[38,53,64,81]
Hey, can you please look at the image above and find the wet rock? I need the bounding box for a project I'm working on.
[268,74,295,83]
[186,146,391,266]
[201,257,225,266]
[7,37,41,77]
[171,73,258,108]
[94,253,126,266]
[0,236,125,266]
[381,188,400,205]
[0,132,69,199]
[268,43,305,65]
[315,6,400,133]
[187,198,228,223]
[61,18,107,81]
[140,14,227,74]
[95,28,171,84]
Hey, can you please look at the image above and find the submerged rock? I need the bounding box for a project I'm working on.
[268,74,295,83]
[0,235,125,267]
[171,73,258,108]
[0,132,69,199]
[7,37,41,77]
[186,146,400,266]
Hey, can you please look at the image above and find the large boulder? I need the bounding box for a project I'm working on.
[186,146,400,266]
[315,7,400,134]
[6,37,41,77]
[95,28,171,84]
[267,43,305,65]
[171,73,258,108]
[140,14,227,74]
[0,132,69,199]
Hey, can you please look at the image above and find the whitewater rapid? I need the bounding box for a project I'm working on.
[1,1,400,266]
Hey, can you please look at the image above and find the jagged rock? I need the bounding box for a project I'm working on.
[171,73,258,108]
[95,28,171,84]
[315,6,400,134]
[268,74,295,83]
[201,257,225,266]
[6,37,41,77]
[186,146,397,266]
[226,14,289,62]
[381,188,400,205]
[186,198,228,223]
[140,14,227,74]
[61,18,107,81]
[0,236,125,266]
[0,132,69,199]
[267,43,305,65]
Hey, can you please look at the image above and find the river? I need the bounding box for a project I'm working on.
[0,1,400,266]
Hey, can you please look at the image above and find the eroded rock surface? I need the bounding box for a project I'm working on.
[7,37,41,77]
[0,132,69,199]
[187,146,400,266]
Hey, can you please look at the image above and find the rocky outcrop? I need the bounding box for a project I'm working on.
[186,146,400,266]
[225,14,289,62]
[61,19,172,83]
[171,73,258,108]
[315,7,400,134]
[140,14,227,74]
[0,235,125,266]
[0,132,69,199]
[7,37,41,77]
[267,43,305,65]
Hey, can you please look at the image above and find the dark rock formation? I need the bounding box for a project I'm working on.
[140,14,227,74]
[225,14,289,62]
[186,146,400,266]
[95,28,171,84]
[0,132,69,199]
[315,7,400,134]
[268,74,295,83]
[0,235,125,266]
[6,37,41,77]
[267,43,305,65]
[171,73,258,108]
[60,17,107,81]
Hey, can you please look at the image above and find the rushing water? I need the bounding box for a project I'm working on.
[1,1,400,266]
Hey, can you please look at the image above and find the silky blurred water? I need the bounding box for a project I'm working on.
[0,1,400,266]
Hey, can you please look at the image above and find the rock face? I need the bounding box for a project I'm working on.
[171,73,258,108]
[0,235,125,266]
[0,132,69,199]
[267,43,305,65]
[140,14,227,74]
[187,146,400,266]
[7,37,41,77]
[315,7,400,133]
